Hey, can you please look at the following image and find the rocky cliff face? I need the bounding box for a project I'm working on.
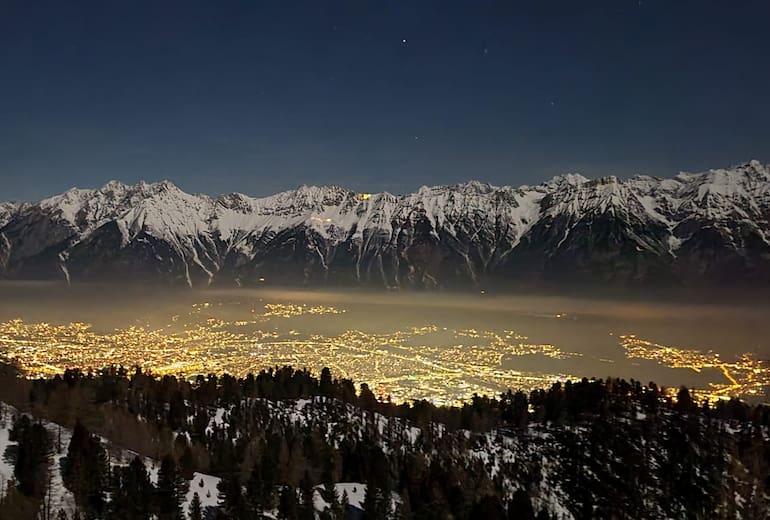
[1,161,769,289]
[0,202,18,229]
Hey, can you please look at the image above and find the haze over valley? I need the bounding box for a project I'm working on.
[2,161,769,406]
[4,2,770,518]
[1,283,767,406]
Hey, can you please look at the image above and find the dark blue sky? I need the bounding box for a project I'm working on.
[2,0,770,200]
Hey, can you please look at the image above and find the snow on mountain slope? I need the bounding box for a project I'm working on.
[0,403,97,515]
[39,181,219,281]
[1,161,769,288]
[0,203,18,229]
[0,402,220,519]
[672,161,770,249]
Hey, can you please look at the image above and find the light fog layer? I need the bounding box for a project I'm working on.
[0,282,767,405]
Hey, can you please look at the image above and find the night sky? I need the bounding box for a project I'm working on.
[2,0,770,201]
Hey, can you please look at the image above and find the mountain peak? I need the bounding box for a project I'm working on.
[2,159,769,288]
[742,159,769,180]
[454,180,496,194]
[135,179,182,193]
[293,184,348,196]
[100,180,129,191]
[547,173,589,186]
[0,202,18,228]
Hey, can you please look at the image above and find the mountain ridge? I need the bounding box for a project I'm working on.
[1,160,769,289]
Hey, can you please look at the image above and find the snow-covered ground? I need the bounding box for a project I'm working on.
[0,397,574,519]
[202,397,575,519]
[0,401,408,519]
[313,482,401,513]
[185,472,221,513]
[0,403,77,514]
[0,402,220,519]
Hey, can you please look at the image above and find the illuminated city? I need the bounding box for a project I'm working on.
[619,334,769,403]
[0,298,767,406]
[2,2,770,516]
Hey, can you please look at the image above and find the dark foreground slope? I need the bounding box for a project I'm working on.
[0,363,768,519]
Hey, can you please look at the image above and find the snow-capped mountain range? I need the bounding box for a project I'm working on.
[1,160,769,288]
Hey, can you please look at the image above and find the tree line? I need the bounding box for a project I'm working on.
[0,361,767,519]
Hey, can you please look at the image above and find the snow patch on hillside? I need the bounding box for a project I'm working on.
[0,403,220,519]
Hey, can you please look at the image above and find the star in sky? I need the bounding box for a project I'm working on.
[1,1,769,200]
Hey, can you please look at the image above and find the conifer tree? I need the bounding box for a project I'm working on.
[278,486,298,520]
[216,475,245,519]
[320,447,338,506]
[179,445,196,480]
[189,492,203,520]
[340,490,350,517]
[362,484,391,520]
[320,367,334,397]
[327,483,342,520]
[259,448,278,509]
[156,454,188,520]
[10,418,52,499]
[0,479,39,519]
[108,456,155,519]
[245,461,264,515]
[508,489,535,520]
[362,484,377,519]
[61,421,108,518]
[298,470,315,520]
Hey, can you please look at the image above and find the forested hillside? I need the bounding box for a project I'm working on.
[0,362,767,519]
